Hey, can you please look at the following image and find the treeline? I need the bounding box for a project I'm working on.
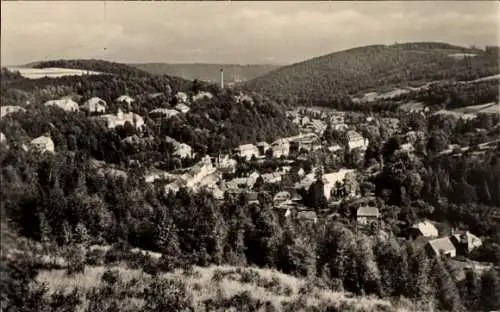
[1,146,499,312]
[244,42,498,106]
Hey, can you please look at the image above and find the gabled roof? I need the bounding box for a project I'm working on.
[238,143,258,151]
[357,206,379,217]
[116,95,134,103]
[175,103,190,113]
[411,220,438,237]
[451,231,482,247]
[347,130,363,141]
[31,135,53,145]
[427,237,456,254]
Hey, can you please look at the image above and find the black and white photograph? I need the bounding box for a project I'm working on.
[0,1,499,311]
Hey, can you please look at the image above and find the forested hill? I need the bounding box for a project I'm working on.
[130,63,281,83]
[2,60,298,156]
[243,42,499,106]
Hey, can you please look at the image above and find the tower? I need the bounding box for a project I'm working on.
[220,68,224,89]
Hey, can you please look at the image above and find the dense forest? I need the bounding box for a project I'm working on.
[244,42,499,107]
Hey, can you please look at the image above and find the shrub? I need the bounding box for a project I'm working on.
[142,278,194,312]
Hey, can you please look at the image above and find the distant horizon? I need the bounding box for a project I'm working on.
[3,40,495,68]
[2,1,498,66]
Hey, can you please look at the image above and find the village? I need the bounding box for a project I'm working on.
[2,85,497,273]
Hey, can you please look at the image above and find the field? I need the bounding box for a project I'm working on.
[6,67,103,79]
[450,102,500,114]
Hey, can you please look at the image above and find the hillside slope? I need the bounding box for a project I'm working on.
[36,264,423,312]
[130,63,281,83]
[1,60,298,156]
[244,42,499,106]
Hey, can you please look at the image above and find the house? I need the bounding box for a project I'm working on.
[235,143,259,160]
[192,91,213,102]
[165,137,193,158]
[261,172,283,184]
[273,191,291,205]
[328,144,342,153]
[450,231,483,256]
[115,95,135,105]
[98,109,144,129]
[256,142,271,155]
[175,103,191,114]
[82,97,106,113]
[356,206,380,228]
[44,98,80,112]
[174,143,193,158]
[214,155,237,174]
[323,169,356,200]
[175,92,189,103]
[271,139,290,158]
[426,237,456,258]
[30,135,55,153]
[334,123,349,131]
[409,221,439,240]
[234,93,254,105]
[288,133,320,152]
[1,105,25,118]
[0,132,6,144]
[347,130,368,151]
[144,170,173,183]
[149,108,179,119]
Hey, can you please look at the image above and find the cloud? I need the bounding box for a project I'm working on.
[1,1,498,65]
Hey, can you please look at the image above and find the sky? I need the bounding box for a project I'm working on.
[1,1,499,66]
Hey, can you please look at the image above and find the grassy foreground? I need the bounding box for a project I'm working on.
[36,264,427,312]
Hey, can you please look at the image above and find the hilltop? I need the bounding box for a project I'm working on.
[130,63,281,83]
[244,42,499,106]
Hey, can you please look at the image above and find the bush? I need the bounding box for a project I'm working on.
[142,278,194,312]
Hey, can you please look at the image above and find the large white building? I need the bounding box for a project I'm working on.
[98,109,144,129]
[235,144,259,160]
[44,98,80,112]
[82,97,107,113]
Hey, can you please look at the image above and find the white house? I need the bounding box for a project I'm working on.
[30,135,55,153]
[347,130,369,151]
[98,109,144,129]
[165,137,193,158]
[175,92,189,103]
[175,103,191,114]
[82,97,107,113]
[149,108,179,119]
[44,98,80,112]
[235,143,259,160]
[192,91,213,102]
[271,139,290,158]
[174,143,193,158]
[410,221,439,239]
[0,105,25,118]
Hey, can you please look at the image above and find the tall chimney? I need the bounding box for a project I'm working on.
[220,68,224,89]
